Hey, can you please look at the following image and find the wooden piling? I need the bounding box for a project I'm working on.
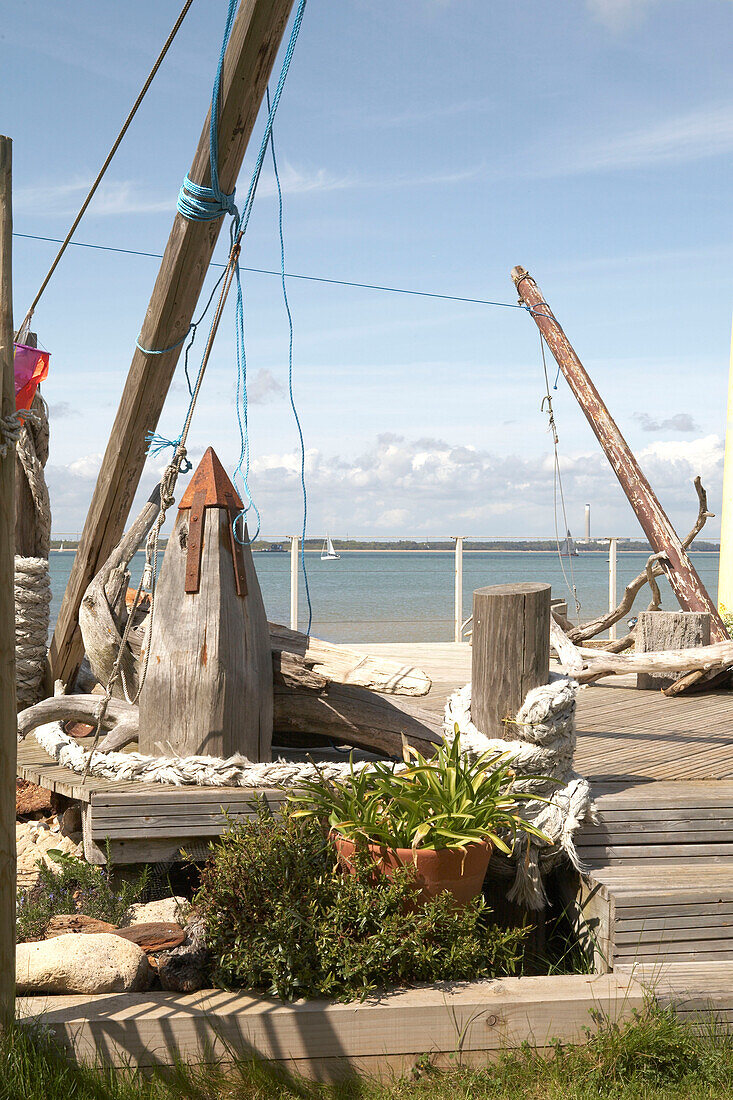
[0,135,16,1023]
[471,582,550,739]
[512,265,728,641]
[50,0,297,687]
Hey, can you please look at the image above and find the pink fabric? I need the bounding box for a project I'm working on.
[13,344,50,411]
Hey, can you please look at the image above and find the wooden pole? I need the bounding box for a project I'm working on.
[50,0,296,686]
[0,135,16,1023]
[453,536,463,643]
[512,266,728,642]
[719,313,733,621]
[608,538,617,642]
[471,582,550,739]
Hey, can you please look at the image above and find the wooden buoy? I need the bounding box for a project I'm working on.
[471,582,550,739]
[138,447,272,760]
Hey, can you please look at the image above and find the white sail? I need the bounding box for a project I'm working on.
[321,534,340,560]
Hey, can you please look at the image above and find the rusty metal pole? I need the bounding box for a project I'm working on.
[512,265,728,641]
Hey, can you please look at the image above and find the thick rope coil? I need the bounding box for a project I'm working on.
[14,557,51,711]
[14,396,53,710]
[444,677,596,909]
[0,413,23,459]
[27,676,593,910]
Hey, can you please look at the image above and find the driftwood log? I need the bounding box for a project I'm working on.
[18,650,440,761]
[551,613,733,685]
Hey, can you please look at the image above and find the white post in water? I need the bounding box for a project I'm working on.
[608,537,618,641]
[453,536,464,643]
[585,504,591,542]
[290,535,299,631]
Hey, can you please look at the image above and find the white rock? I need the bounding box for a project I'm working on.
[124,897,191,926]
[16,819,82,890]
[16,933,151,995]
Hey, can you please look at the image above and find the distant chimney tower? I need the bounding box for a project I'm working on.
[585,504,591,542]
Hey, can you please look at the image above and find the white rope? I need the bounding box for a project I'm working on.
[28,675,594,909]
[14,398,53,710]
[445,676,596,909]
[15,557,51,711]
[29,721,371,787]
[0,413,23,459]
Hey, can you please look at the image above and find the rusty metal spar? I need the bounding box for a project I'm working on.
[511,265,728,642]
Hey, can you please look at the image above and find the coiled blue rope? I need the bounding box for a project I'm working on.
[177,0,239,222]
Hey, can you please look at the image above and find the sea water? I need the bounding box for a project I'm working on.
[47,550,721,645]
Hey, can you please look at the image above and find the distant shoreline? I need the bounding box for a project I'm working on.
[50,546,720,555]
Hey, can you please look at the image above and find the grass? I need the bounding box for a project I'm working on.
[7,1001,733,1100]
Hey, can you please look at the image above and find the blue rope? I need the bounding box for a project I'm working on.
[176,0,239,222]
[267,86,312,635]
[156,0,309,552]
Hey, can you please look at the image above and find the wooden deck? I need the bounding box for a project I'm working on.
[17,642,733,860]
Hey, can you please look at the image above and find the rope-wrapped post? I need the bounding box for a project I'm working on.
[471,582,551,740]
[14,389,51,710]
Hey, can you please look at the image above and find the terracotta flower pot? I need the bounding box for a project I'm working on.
[333,833,492,906]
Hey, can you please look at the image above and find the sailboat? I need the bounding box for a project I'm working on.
[321,534,340,561]
[559,529,578,557]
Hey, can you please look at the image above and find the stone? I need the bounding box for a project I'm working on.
[16,818,82,891]
[158,918,209,993]
[44,914,117,939]
[16,933,151,994]
[124,896,191,926]
[114,922,185,954]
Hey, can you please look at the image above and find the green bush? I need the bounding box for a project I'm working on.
[16,849,149,942]
[194,802,527,1002]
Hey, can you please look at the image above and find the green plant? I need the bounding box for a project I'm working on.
[16,848,150,942]
[288,731,552,854]
[194,802,527,1002]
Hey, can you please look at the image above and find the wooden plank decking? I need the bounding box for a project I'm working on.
[17,642,733,799]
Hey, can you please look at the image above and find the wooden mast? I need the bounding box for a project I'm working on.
[50,0,296,686]
[718,313,733,621]
[0,135,16,1022]
[512,265,728,642]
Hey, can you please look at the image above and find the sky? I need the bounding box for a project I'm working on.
[3,0,733,540]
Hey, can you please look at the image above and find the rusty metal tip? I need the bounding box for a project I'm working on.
[178,447,243,511]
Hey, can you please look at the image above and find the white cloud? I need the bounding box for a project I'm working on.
[248,369,285,405]
[585,0,659,30]
[556,102,733,175]
[47,434,724,540]
[15,178,174,218]
[633,412,700,433]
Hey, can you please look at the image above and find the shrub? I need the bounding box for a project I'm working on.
[194,802,527,1002]
[16,849,150,942]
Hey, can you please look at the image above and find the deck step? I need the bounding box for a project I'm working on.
[616,961,733,1024]
[571,783,733,971]
[574,861,733,971]
[575,783,733,864]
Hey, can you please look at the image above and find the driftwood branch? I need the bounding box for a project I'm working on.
[78,487,161,696]
[569,477,713,642]
[17,694,140,751]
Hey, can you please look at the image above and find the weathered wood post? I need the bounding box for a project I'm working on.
[138,447,272,760]
[0,135,16,1022]
[636,611,711,690]
[471,582,551,739]
[51,0,297,687]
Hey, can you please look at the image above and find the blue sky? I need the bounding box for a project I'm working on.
[3,0,732,538]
